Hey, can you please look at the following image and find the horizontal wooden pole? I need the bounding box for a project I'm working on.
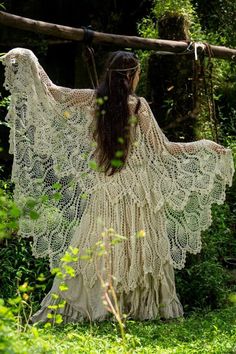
[0,11,236,60]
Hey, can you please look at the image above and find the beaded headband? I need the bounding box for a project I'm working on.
[106,64,139,72]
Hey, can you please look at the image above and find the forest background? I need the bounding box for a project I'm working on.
[0,0,235,353]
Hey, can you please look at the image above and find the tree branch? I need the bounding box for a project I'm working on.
[0,11,236,60]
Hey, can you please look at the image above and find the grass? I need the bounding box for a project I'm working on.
[1,306,235,353]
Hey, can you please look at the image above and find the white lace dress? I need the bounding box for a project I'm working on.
[2,48,234,321]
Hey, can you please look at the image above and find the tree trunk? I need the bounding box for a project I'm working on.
[148,13,199,141]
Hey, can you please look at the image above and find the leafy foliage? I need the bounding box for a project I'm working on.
[0,3,236,352]
[194,0,236,47]
[0,307,235,353]
[137,0,203,40]
[0,181,19,239]
[0,236,52,307]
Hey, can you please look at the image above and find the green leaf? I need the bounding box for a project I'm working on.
[61,252,78,263]
[115,150,124,158]
[44,322,52,328]
[96,97,105,106]
[51,268,63,277]
[80,193,88,200]
[10,207,21,218]
[128,115,138,126]
[55,314,63,324]
[29,210,40,220]
[52,182,62,190]
[47,305,59,310]
[117,137,125,144]
[228,293,236,303]
[26,199,38,209]
[110,234,127,245]
[8,221,19,229]
[0,223,7,231]
[31,327,39,338]
[68,246,79,256]
[37,273,46,282]
[41,195,49,203]
[53,192,62,201]
[88,160,98,171]
[59,283,69,292]
[8,296,22,306]
[111,159,123,168]
[64,265,76,277]
[136,230,146,238]
[58,301,66,309]
[80,254,93,260]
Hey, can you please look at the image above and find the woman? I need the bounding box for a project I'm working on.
[1,48,234,322]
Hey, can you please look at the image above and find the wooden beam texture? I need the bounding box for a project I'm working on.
[0,11,236,60]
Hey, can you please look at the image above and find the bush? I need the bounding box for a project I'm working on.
[0,235,52,311]
[176,200,236,313]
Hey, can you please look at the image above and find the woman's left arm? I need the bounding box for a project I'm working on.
[138,97,230,156]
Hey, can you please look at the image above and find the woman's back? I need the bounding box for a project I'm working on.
[1,47,234,322]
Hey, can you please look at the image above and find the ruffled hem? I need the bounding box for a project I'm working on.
[31,297,183,324]
[31,262,184,323]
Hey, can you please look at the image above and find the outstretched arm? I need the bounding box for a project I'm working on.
[2,47,95,107]
[138,97,228,155]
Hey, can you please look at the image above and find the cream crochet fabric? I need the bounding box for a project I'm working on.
[1,48,234,321]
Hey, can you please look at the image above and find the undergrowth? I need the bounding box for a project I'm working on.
[0,306,235,353]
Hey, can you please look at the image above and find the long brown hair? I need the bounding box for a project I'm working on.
[94,51,140,176]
